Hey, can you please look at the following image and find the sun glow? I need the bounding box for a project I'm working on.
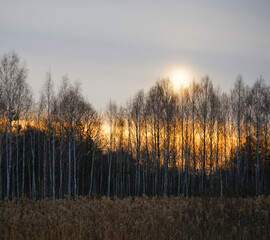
[170,69,191,89]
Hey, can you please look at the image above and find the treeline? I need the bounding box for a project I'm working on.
[0,51,269,199]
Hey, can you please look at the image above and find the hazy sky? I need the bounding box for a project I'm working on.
[1,0,270,110]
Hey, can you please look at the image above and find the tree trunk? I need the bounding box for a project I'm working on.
[52,126,56,198]
[256,119,260,195]
[89,141,97,196]
[68,123,72,196]
[73,126,77,195]
[31,130,36,199]
[22,128,26,196]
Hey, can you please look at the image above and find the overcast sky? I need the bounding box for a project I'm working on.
[1,0,270,110]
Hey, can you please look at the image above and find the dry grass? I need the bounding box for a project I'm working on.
[0,196,269,240]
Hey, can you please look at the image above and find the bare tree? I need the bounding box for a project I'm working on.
[198,76,212,194]
[231,75,246,194]
[131,90,144,196]
[40,71,54,197]
[106,100,117,196]
[146,83,163,196]
[159,79,176,196]
[190,80,199,195]
[0,51,29,199]
[250,77,267,195]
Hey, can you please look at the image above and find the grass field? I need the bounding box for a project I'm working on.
[0,196,269,240]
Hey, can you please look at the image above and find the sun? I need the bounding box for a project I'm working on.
[170,69,190,89]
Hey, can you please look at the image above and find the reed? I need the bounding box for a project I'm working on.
[0,196,269,240]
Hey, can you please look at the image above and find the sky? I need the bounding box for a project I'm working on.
[1,0,270,111]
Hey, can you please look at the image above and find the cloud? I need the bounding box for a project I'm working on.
[1,0,269,109]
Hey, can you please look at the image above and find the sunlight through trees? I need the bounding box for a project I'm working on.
[0,52,269,199]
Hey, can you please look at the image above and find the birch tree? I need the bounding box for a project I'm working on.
[231,75,245,194]
[250,77,267,195]
[0,51,29,199]
[131,90,144,196]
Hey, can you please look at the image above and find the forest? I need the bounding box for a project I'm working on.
[0,51,269,200]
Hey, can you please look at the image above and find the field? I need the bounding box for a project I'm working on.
[0,196,269,240]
